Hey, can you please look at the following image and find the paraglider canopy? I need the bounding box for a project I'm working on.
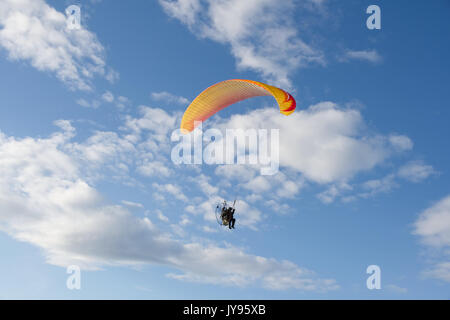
[180,79,296,133]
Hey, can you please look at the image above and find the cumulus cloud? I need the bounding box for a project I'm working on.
[0,125,337,291]
[414,195,450,248]
[125,106,178,138]
[317,183,352,204]
[243,176,272,193]
[76,98,100,109]
[167,245,338,291]
[159,0,324,88]
[0,97,429,289]
[155,209,170,222]
[0,0,115,90]
[121,102,427,211]
[389,135,413,152]
[121,200,144,209]
[71,131,135,167]
[153,183,189,202]
[217,102,411,184]
[413,195,450,282]
[102,91,114,103]
[138,160,173,177]
[115,96,131,110]
[192,174,219,196]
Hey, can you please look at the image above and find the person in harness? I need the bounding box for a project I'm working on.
[219,200,236,229]
[227,206,236,229]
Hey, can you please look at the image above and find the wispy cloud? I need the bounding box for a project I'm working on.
[102,91,115,103]
[159,0,325,88]
[76,98,100,109]
[340,49,382,64]
[0,0,116,90]
[151,91,189,105]
[217,102,411,184]
[398,161,437,182]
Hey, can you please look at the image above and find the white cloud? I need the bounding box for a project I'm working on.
[156,209,170,222]
[159,0,324,88]
[76,98,100,109]
[317,183,352,204]
[159,0,201,27]
[246,193,263,203]
[71,131,135,166]
[0,96,426,290]
[0,125,337,291]
[137,160,173,177]
[102,91,114,103]
[153,183,189,202]
[423,262,450,283]
[341,49,382,64]
[167,246,338,291]
[218,102,410,184]
[193,174,219,196]
[234,200,262,229]
[189,196,222,219]
[151,91,189,105]
[413,195,450,283]
[389,135,413,152]
[320,159,435,203]
[76,98,90,108]
[276,179,302,199]
[243,176,271,193]
[125,106,178,138]
[179,214,190,225]
[360,174,397,198]
[414,195,450,248]
[115,96,131,110]
[121,200,144,209]
[0,0,115,90]
[119,103,425,211]
[398,161,436,182]
[105,68,119,83]
[265,199,290,214]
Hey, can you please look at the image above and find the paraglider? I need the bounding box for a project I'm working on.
[215,200,237,229]
[180,79,296,133]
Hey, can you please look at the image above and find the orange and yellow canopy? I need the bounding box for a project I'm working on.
[180,79,296,133]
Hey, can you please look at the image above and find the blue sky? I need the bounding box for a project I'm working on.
[0,0,449,299]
